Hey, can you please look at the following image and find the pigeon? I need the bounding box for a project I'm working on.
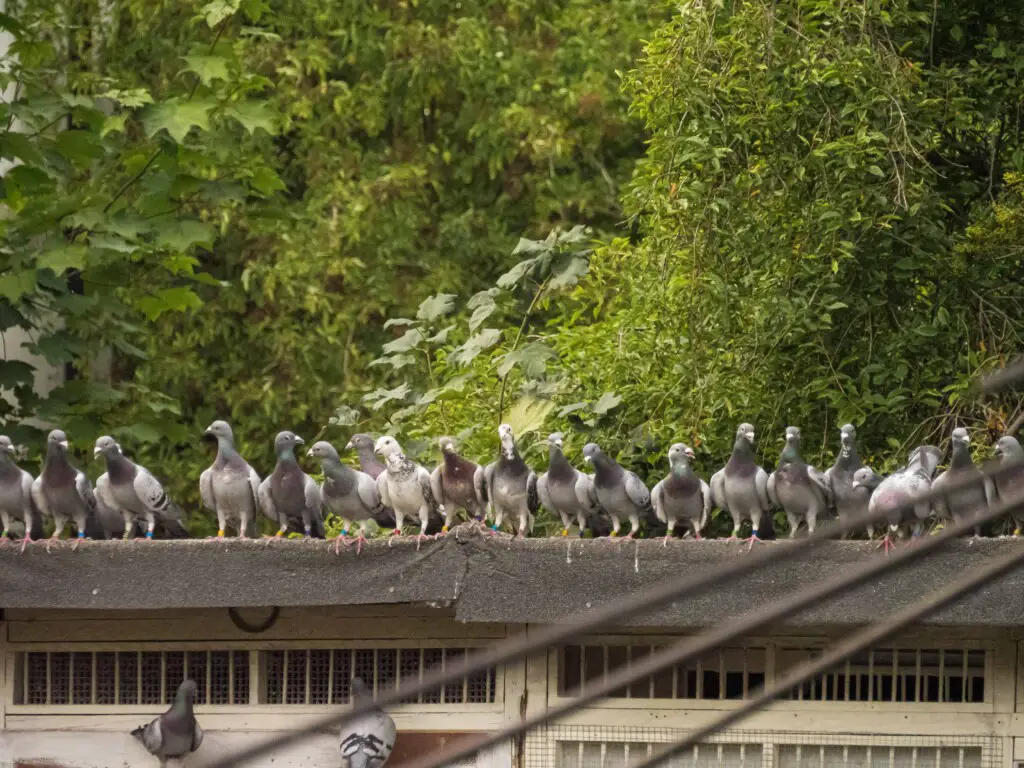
[581,442,654,539]
[307,440,389,554]
[651,442,711,544]
[93,436,189,540]
[374,435,444,547]
[767,426,832,537]
[484,424,539,536]
[199,420,261,539]
[0,435,40,551]
[347,434,386,479]
[430,436,488,532]
[339,677,396,768]
[31,429,104,550]
[823,424,872,539]
[257,431,324,540]
[131,679,203,766]
[931,428,993,538]
[850,466,884,540]
[710,423,774,546]
[994,436,1024,534]
[536,432,610,538]
[854,445,942,553]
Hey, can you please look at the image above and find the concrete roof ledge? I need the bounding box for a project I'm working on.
[3,528,1024,627]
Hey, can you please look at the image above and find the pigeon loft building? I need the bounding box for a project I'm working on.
[2,534,1024,767]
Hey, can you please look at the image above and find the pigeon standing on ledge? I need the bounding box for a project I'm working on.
[932,428,992,538]
[857,445,941,553]
[0,435,39,551]
[710,423,774,548]
[651,442,711,544]
[308,440,389,554]
[346,434,396,527]
[430,436,488,532]
[374,436,444,547]
[824,424,871,539]
[199,420,261,539]
[767,426,831,537]
[131,679,203,766]
[994,436,1024,534]
[582,442,654,539]
[537,432,608,537]
[485,424,538,537]
[259,431,325,539]
[340,677,396,768]
[32,429,103,550]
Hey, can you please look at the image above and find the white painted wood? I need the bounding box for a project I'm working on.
[0,730,510,767]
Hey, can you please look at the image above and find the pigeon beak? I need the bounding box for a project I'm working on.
[59,440,69,449]
[92,447,101,458]
[305,448,314,458]
[684,448,695,459]
[345,440,354,450]
[294,436,305,446]
[583,455,592,464]
[851,481,860,489]
[6,445,14,455]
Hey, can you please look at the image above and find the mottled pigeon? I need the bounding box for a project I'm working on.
[131,679,203,766]
[994,436,1024,534]
[430,436,488,532]
[0,435,40,550]
[932,428,993,538]
[581,442,654,539]
[308,440,389,554]
[823,424,872,539]
[854,444,942,552]
[339,677,396,768]
[767,427,832,537]
[199,420,261,538]
[850,466,884,540]
[536,433,610,538]
[374,435,444,547]
[484,424,539,536]
[93,436,189,540]
[348,434,386,479]
[257,431,324,540]
[651,443,711,544]
[31,429,104,549]
[710,423,774,546]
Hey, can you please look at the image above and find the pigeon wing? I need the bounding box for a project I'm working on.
[376,469,391,508]
[699,479,712,531]
[199,468,215,512]
[247,464,261,514]
[484,462,496,517]
[133,467,182,521]
[651,480,666,523]
[807,465,831,504]
[430,465,445,507]
[132,717,163,754]
[536,473,554,513]
[192,721,204,751]
[75,470,98,514]
[257,476,277,523]
[355,471,383,514]
[473,463,488,507]
[755,466,772,510]
[931,470,950,519]
[766,471,778,507]
[624,471,651,508]
[527,470,539,515]
[95,473,120,514]
[710,468,729,513]
[304,474,324,533]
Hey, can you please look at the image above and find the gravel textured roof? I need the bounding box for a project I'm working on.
[3,529,1024,627]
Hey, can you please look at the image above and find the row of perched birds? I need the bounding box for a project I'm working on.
[133,677,395,766]
[1,419,1022,552]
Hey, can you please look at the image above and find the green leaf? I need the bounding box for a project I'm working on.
[0,360,34,388]
[89,233,138,253]
[200,0,242,27]
[452,328,502,366]
[504,395,556,437]
[468,293,496,332]
[143,98,216,142]
[36,244,87,273]
[428,324,456,343]
[591,391,623,415]
[913,324,939,338]
[226,101,276,134]
[136,286,203,320]
[369,353,416,370]
[383,317,416,329]
[382,328,424,354]
[867,165,885,178]
[362,382,411,411]
[496,258,538,289]
[250,166,287,195]
[498,341,556,378]
[328,405,360,427]
[416,293,456,322]
[557,401,589,417]
[152,219,216,251]
[183,54,230,85]
[113,423,164,444]
[100,113,129,138]
[548,255,590,290]
[512,237,549,255]
[99,88,154,108]
[55,130,103,165]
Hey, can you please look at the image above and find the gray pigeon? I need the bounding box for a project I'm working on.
[0,435,40,551]
[31,429,104,550]
[93,436,189,540]
[257,431,325,539]
[374,435,444,547]
[823,424,872,539]
[651,443,711,544]
[931,428,993,538]
[994,436,1024,534]
[850,467,884,540]
[854,445,942,553]
[131,679,203,766]
[347,433,386,479]
[536,433,610,538]
[308,440,390,554]
[581,442,654,539]
[430,436,488,532]
[710,423,774,546]
[339,677,396,768]
[199,420,261,538]
[767,426,832,537]
[484,424,539,536]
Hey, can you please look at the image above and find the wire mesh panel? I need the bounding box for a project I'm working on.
[261,647,498,705]
[777,647,987,704]
[15,650,250,705]
[776,743,981,767]
[558,645,766,700]
[556,740,762,767]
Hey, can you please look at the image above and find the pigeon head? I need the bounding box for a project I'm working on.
[438,436,457,455]
[175,679,197,704]
[736,423,756,445]
[851,467,881,491]
[581,443,604,465]
[47,429,70,451]
[274,431,305,457]
[306,440,340,462]
[346,433,375,453]
[0,435,14,456]
[839,424,857,457]
[547,432,564,451]
[951,427,970,448]
[785,426,801,443]
[780,426,801,460]
[374,436,403,459]
[668,443,695,464]
[93,435,120,460]
[995,436,1023,460]
[204,420,234,445]
[498,423,515,459]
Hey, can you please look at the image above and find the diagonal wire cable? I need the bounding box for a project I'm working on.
[402,492,1024,768]
[635,544,1024,768]
[977,356,1024,394]
[207,463,1022,768]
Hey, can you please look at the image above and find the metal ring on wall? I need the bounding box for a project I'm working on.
[228,606,281,634]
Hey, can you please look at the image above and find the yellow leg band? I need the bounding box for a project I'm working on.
[217,529,225,537]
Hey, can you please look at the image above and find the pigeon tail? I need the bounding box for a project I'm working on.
[130,725,146,741]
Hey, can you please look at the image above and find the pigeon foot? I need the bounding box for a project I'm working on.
[388,529,401,548]
[333,535,351,556]
[415,533,430,550]
[72,535,84,551]
[435,525,450,540]
[20,536,32,553]
[45,536,63,553]
[662,534,672,547]
[743,533,763,551]
[875,535,896,555]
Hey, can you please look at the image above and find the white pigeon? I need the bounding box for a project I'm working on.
[374,435,444,548]
[340,677,396,768]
